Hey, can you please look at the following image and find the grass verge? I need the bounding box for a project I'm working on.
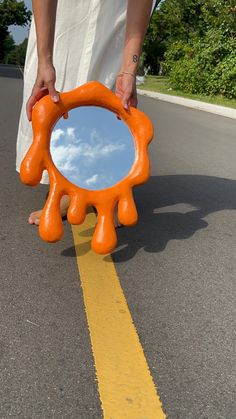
[138,76,236,110]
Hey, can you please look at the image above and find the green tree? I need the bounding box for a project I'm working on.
[165,0,236,98]
[144,0,236,98]
[5,36,28,65]
[143,7,169,74]
[0,0,31,62]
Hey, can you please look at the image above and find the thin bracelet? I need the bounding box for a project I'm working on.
[123,71,136,78]
[118,71,136,78]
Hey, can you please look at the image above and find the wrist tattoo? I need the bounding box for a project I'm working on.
[132,54,138,63]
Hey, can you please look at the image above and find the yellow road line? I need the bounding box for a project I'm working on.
[72,213,165,419]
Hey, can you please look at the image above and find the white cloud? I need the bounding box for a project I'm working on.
[67,127,75,139]
[100,143,125,156]
[85,174,99,185]
[51,126,127,161]
[51,128,64,143]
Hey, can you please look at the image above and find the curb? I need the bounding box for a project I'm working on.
[137,88,236,120]
[0,64,23,79]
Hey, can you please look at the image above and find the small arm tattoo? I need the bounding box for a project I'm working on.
[133,54,138,63]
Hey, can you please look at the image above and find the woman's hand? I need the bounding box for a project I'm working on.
[26,61,59,121]
[115,72,138,112]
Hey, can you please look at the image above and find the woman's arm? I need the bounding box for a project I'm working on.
[32,0,58,65]
[115,0,153,110]
[121,0,153,75]
[26,0,59,121]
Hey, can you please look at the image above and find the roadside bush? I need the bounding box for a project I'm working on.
[208,52,236,98]
[164,29,236,98]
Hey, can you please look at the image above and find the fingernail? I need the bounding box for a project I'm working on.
[124,103,128,110]
[53,95,59,102]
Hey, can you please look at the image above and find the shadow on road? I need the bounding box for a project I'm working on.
[61,174,236,261]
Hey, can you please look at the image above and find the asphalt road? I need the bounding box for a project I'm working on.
[0,75,236,418]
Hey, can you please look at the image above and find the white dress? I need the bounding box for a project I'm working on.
[16,0,156,184]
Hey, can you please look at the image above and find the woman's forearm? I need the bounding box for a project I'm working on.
[121,0,153,75]
[32,0,58,64]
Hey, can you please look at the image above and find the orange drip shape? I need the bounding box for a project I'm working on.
[20,81,154,254]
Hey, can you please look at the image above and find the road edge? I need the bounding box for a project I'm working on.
[137,88,236,120]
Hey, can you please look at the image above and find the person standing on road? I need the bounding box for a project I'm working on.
[16,0,157,225]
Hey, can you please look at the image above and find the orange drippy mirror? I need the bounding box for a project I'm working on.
[20,81,154,254]
[50,106,136,191]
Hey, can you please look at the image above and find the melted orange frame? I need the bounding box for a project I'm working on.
[20,81,154,254]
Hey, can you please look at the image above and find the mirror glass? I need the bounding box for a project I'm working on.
[50,106,135,190]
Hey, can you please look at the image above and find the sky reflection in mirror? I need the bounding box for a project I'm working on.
[50,106,135,190]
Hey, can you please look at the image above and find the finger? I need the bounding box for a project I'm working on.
[115,90,122,100]
[26,87,48,121]
[122,92,131,111]
[26,94,39,121]
[114,90,123,118]
[46,80,59,102]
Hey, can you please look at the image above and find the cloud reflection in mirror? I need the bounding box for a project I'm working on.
[50,106,135,190]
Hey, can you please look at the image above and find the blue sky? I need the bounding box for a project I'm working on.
[50,107,135,190]
[9,1,32,44]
